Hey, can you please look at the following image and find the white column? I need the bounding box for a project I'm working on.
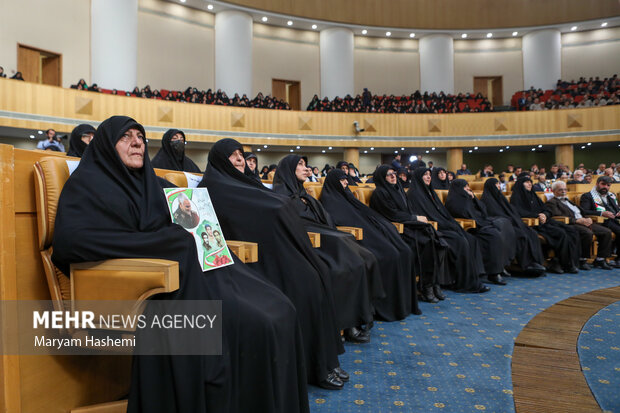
[91,0,138,90]
[522,29,561,90]
[215,10,252,97]
[320,28,354,99]
[419,34,454,94]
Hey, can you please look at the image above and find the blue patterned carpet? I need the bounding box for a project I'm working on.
[309,269,620,412]
[578,300,620,413]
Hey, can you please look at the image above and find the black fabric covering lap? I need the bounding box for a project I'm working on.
[66,123,96,158]
[273,155,383,329]
[510,176,580,269]
[198,138,343,385]
[406,168,485,292]
[244,152,262,184]
[319,169,417,320]
[151,129,201,173]
[481,178,545,270]
[431,167,450,190]
[52,117,309,413]
[445,179,514,274]
[369,165,449,288]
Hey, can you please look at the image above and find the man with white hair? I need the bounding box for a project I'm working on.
[546,181,613,270]
[568,169,585,184]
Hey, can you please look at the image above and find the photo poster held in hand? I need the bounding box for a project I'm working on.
[164,187,234,271]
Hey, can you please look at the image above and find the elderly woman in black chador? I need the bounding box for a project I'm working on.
[320,168,420,320]
[406,168,490,293]
[445,179,515,285]
[369,164,450,302]
[52,117,309,412]
[151,129,201,173]
[509,175,581,274]
[198,138,348,391]
[274,154,384,343]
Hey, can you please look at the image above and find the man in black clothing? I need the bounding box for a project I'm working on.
[546,164,561,180]
[546,181,613,270]
[580,176,620,267]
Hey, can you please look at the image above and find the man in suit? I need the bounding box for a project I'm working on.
[580,176,620,268]
[547,181,613,270]
[532,173,549,192]
[546,164,561,180]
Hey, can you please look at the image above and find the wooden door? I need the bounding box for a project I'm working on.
[42,55,61,86]
[17,45,40,83]
[287,82,301,110]
[272,79,286,101]
[473,76,503,106]
[17,45,62,86]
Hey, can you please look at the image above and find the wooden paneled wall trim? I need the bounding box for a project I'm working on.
[1,78,619,148]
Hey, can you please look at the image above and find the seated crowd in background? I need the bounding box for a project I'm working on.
[513,75,620,111]
[307,88,493,113]
[69,78,291,110]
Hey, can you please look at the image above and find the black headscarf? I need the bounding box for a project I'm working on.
[273,154,334,226]
[370,165,412,219]
[481,178,523,226]
[261,164,277,180]
[445,179,491,226]
[397,167,410,189]
[431,167,450,190]
[243,152,262,183]
[407,167,461,232]
[151,129,201,173]
[336,161,358,186]
[66,123,96,158]
[509,176,546,218]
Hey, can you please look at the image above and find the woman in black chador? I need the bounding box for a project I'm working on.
[66,123,96,158]
[198,139,347,391]
[151,129,201,173]
[52,117,309,413]
[445,179,514,285]
[273,155,384,342]
[480,178,546,275]
[509,176,581,274]
[369,165,449,303]
[406,168,490,293]
[320,168,420,320]
[244,152,262,184]
[431,167,450,190]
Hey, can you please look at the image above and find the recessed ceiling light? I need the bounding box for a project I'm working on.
[512,31,518,36]
[261,16,268,22]
[179,0,186,3]
[601,22,608,27]
[474,146,478,150]
[401,147,405,150]
[425,150,430,154]
[370,147,374,150]
[311,24,317,30]
[587,142,592,146]
[328,146,332,150]
[257,148,261,152]
[538,144,543,148]
[486,33,493,38]
[394,150,398,153]
[38,130,43,134]
[290,149,294,152]
[207,4,213,10]
[386,31,391,37]
[409,33,415,38]
[499,149,503,152]
[581,145,586,149]
[263,145,268,148]
[505,145,510,149]
[362,29,367,35]
[468,149,473,153]
[571,26,577,31]
[431,147,435,150]
[322,150,326,153]
[287,20,293,26]
[296,146,300,149]
[531,148,536,151]
[364,150,368,153]
[145,139,149,143]
[29,135,35,139]
[461,33,467,39]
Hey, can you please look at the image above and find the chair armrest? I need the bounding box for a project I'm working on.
[455,218,476,230]
[227,240,259,263]
[337,226,364,240]
[551,216,570,224]
[428,221,438,230]
[587,215,606,223]
[307,232,321,248]
[392,222,404,234]
[521,217,539,226]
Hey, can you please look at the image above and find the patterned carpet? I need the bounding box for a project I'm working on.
[308,269,620,412]
[578,300,620,413]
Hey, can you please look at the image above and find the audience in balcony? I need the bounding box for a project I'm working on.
[0,66,6,78]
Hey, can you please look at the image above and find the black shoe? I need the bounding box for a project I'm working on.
[487,274,507,285]
[319,372,344,390]
[475,285,491,293]
[420,285,438,303]
[344,327,370,344]
[333,366,349,382]
[578,261,592,271]
[502,269,512,277]
[525,263,546,276]
[608,260,620,269]
[433,285,446,300]
[593,260,613,270]
[412,307,423,315]
[547,261,564,274]
[565,265,579,274]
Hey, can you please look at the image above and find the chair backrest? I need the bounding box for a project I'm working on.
[537,192,549,203]
[506,181,515,192]
[351,186,375,206]
[505,194,511,202]
[268,170,276,180]
[435,189,448,204]
[33,157,73,311]
[306,185,323,200]
[163,172,188,187]
[457,174,477,182]
[469,181,485,191]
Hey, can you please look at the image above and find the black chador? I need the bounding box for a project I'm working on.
[244,153,263,184]
[510,176,581,272]
[273,155,383,335]
[480,178,546,275]
[406,168,489,293]
[198,139,346,389]
[66,123,96,158]
[369,165,449,303]
[431,167,450,190]
[445,179,514,279]
[319,169,419,320]
[52,117,309,413]
[151,129,201,172]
